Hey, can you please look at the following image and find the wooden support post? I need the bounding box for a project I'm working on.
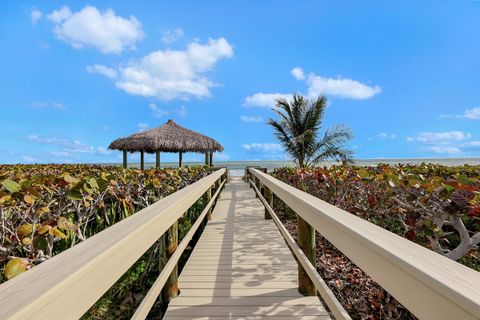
[265,187,273,220]
[163,221,179,301]
[122,150,127,169]
[155,151,160,169]
[179,152,183,167]
[209,152,213,167]
[140,151,145,171]
[297,216,316,296]
[206,187,212,220]
[254,177,260,198]
[205,153,209,165]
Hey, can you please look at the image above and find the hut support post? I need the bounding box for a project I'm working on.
[140,151,145,171]
[297,216,316,296]
[179,152,183,167]
[163,221,179,301]
[205,153,208,165]
[122,150,127,169]
[209,152,213,167]
[155,151,160,169]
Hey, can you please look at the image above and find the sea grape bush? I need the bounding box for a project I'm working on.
[0,164,214,283]
[272,163,480,269]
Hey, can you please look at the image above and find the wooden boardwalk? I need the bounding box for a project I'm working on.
[165,179,330,319]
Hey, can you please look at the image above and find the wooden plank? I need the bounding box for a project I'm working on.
[174,288,303,297]
[165,306,328,316]
[166,316,328,320]
[169,296,322,306]
[164,180,328,319]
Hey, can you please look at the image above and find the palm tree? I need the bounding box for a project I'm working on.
[268,94,353,168]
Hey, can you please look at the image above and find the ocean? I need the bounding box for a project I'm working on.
[136,158,480,176]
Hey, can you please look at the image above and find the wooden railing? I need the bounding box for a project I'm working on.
[0,168,227,320]
[248,168,480,320]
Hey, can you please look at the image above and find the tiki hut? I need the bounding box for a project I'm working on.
[108,119,224,170]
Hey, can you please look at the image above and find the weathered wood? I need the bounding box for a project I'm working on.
[140,150,145,171]
[205,153,208,165]
[209,151,213,166]
[163,221,179,301]
[122,150,127,168]
[265,187,272,220]
[178,152,183,167]
[297,216,316,296]
[156,151,160,168]
[165,181,329,319]
[206,187,212,220]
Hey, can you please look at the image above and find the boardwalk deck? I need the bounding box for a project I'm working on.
[164,179,330,319]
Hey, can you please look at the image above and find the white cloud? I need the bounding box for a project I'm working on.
[240,115,263,123]
[462,141,480,148]
[407,131,471,145]
[96,147,110,155]
[215,152,229,161]
[176,105,187,117]
[244,93,292,108]
[51,151,71,158]
[304,72,381,99]
[23,134,108,155]
[149,103,169,118]
[439,107,480,120]
[244,67,380,107]
[86,64,118,79]
[461,107,480,120]
[92,37,233,100]
[242,143,282,152]
[48,6,144,54]
[31,9,42,25]
[426,146,462,155]
[137,123,149,132]
[22,155,37,163]
[378,132,396,140]
[291,67,305,80]
[47,6,72,23]
[162,28,184,44]
[31,101,66,109]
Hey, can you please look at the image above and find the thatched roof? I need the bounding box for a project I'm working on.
[108,119,224,153]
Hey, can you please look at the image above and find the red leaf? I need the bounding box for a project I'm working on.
[468,206,480,217]
[405,229,416,240]
[450,189,475,207]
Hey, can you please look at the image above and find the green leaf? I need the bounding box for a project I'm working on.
[33,236,48,251]
[1,179,21,193]
[4,258,27,279]
[458,174,473,186]
[88,177,99,189]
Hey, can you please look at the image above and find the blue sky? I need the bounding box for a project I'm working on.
[1,1,480,164]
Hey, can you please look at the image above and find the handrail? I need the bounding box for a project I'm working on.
[132,178,226,319]
[249,168,480,320]
[249,178,351,320]
[0,168,226,320]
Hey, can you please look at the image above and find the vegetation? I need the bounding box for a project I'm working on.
[272,163,479,319]
[0,164,215,283]
[272,163,480,268]
[268,94,353,167]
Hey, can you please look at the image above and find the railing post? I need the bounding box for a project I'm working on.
[264,187,273,220]
[254,177,260,198]
[206,186,212,220]
[163,221,179,301]
[297,216,316,296]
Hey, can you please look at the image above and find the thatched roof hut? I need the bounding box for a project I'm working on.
[109,119,223,169]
